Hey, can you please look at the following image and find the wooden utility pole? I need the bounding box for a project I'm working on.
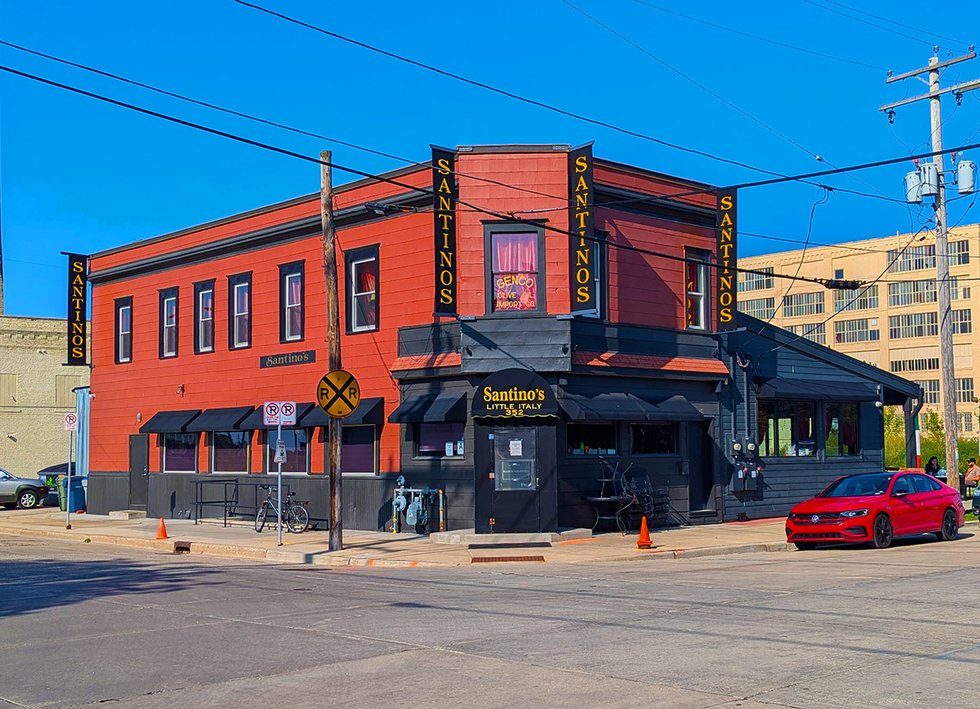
[320,150,343,552]
[882,49,980,489]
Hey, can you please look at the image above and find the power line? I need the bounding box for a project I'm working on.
[628,0,887,72]
[817,0,972,50]
[798,0,953,50]
[0,63,844,290]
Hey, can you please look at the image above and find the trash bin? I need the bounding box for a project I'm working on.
[60,477,86,513]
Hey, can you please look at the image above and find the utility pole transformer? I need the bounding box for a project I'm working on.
[882,49,980,489]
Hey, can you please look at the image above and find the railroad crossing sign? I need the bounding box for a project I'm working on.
[63,413,77,432]
[317,369,360,419]
[263,401,297,426]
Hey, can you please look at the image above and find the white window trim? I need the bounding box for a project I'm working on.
[162,433,197,474]
[686,261,708,330]
[232,282,250,348]
[350,256,378,333]
[117,304,132,363]
[198,288,214,353]
[162,296,178,357]
[284,272,303,342]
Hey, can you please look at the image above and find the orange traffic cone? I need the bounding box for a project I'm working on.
[156,517,169,540]
[637,515,652,549]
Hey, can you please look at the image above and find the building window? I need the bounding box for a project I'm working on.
[834,268,845,279]
[834,285,878,312]
[280,262,305,342]
[212,431,249,473]
[416,423,465,458]
[917,379,940,404]
[738,267,773,292]
[889,312,938,339]
[824,403,859,456]
[758,400,816,457]
[228,274,251,349]
[158,288,178,358]
[194,280,215,354]
[631,423,676,455]
[685,249,710,330]
[163,433,197,472]
[952,309,972,334]
[489,231,541,312]
[114,297,133,363]
[266,429,309,473]
[956,378,974,403]
[786,323,826,345]
[567,423,616,456]
[888,280,936,307]
[55,375,81,408]
[951,239,970,265]
[782,291,824,318]
[957,412,974,433]
[740,297,775,320]
[347,246,379,333]
[341,426,377,474]
[888,244,936,273]
[834,318,879,344]
[890,357,939,373]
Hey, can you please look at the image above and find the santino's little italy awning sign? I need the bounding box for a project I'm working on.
[472,368,559,418]
[716,190,738,331]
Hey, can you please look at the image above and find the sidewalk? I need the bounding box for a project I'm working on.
[1,508,973,568]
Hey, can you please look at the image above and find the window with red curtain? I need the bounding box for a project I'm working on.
[491,232,539,311]
[351,256,378,331]
[279,262,304,343]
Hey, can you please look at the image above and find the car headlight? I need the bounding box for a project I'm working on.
[840,508,869,518]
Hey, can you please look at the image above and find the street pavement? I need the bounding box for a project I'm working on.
[1,527,978,708]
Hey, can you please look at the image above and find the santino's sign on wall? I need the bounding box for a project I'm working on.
[432,146,457,316]
[65,253,88,366]
[716,191,738,330]
[568,144,598,314]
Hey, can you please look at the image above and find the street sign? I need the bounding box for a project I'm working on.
[273,439,287,464]
[63,413,77,432]
[263,401,297,426]
[317,369,360,419]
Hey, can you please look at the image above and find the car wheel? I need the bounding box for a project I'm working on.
[935,509,958,542]
[794,542,818,551]
[871,514,893,549]
[16,489,39,509]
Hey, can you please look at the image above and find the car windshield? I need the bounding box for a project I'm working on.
[818,473,893,498]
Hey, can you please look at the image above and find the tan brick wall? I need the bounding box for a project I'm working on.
[0,316,91,475]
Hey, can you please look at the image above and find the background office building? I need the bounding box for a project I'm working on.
[738,224,980,434]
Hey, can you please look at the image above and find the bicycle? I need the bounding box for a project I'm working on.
[254,485,310,534]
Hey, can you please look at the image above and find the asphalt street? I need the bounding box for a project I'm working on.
[1,530,978,708]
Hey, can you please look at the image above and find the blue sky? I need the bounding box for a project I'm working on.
[2,0,979,317]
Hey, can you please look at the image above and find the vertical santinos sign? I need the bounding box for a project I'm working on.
[66,253,88,365]
[716,191,738,330]
[569,144,597,313]
[432,146,457,315]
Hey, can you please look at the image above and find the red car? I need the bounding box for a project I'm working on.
[786,471,964,550]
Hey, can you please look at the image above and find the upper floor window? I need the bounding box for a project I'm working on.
[889,311,938,339]
[347,246,379,333]
[952,308,972,335]
[685,249,710,330]
[917,379,940,404]
[738,267,773,292]
[786,322,826,345]
[228,273,251,349]
[834,285,878,312]
[888,244,936,273]
[115,296,133,364]
[783,291,824,318]
[488,230,542,313]
[834,318,879,344]
[279,262,305,342]
[951,239,970,265]
[194,280,215,354]
[740,297,775,320]
[158,288,178,358]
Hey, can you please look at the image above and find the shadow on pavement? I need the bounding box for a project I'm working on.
[0,556,224,619]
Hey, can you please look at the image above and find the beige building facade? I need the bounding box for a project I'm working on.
[739,223,980,434]
[0,315,91,475]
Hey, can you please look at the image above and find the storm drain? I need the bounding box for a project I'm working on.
[471,555,545,564]
[172,541,192,554]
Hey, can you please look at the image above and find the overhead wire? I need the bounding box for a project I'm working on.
[798,0,956,50]
[815,0,973,50]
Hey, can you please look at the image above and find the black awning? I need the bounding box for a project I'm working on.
[185,406,254,432]
[757,378,877,402]
[388,393,467,423]
[560,393,655,421]
[139,410,202,434]
[238,402,316,429]
[647,395,704,421]
[300,397,385,427]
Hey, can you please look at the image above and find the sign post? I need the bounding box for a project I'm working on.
[63,413,77,529]
[264,401,296,546]
[316,369,360,552]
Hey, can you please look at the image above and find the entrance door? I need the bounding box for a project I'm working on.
[490,427,540,533]
[687,422,714,512]
[128,434,149,509]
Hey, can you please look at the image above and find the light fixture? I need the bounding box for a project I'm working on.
[365,201,418,216]
[176,384,185,396]
[136,412,142,423]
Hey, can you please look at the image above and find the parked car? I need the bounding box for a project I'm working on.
[0,467,49,509]
[786,471,964,550]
